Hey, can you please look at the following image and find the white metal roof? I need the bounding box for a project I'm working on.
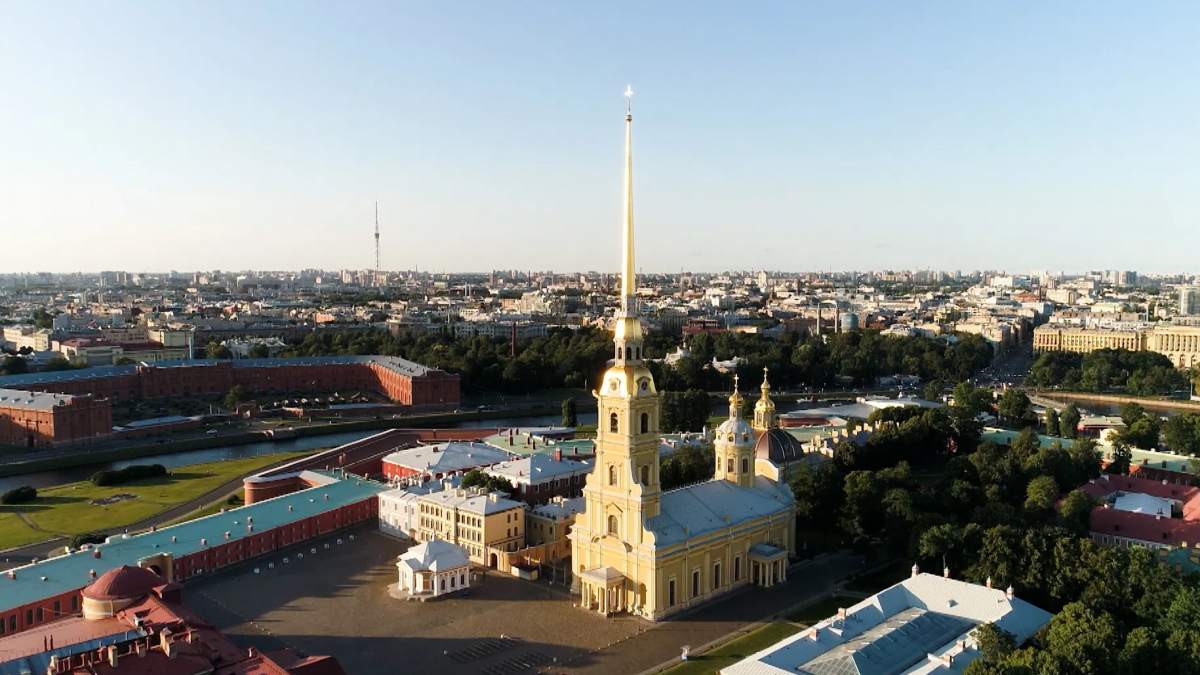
[720,574,1053,675]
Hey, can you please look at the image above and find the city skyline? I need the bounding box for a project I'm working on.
[3,2,1199,274]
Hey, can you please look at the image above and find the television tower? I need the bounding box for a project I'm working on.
[374,201,381,285]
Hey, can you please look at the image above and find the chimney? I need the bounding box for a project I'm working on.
[136,642,146,658]
[248,646,257,658]
[225,532,230,539]
[943,566,950,579]
[89,569,96,578]
[941,653,953,666]
[94,550,101,559]
[837,607,847,619]
[555,449,562,462]
[107,645,119,668]
[956,639,966,650]
[248,525,254,532]
[808,627,820,641]
[6,571,13,579]
[1006,585,1015,600]
[910,563,919,578]
[985,576,992,589]
[1156,510,1163,520]
[247,516,253,523]
[200,539,207,546]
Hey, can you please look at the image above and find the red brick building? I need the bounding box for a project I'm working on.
[0,356,458,446]
[0,388,112,448]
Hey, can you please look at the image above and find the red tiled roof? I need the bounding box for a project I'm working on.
[1079,474,1200,504]
[1090,507,1200,546]
[83,565,166,601]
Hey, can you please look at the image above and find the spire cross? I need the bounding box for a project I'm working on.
[624,85,633,114]
[733,374,739,391]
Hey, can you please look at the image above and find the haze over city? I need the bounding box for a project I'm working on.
[3,2,1199,274]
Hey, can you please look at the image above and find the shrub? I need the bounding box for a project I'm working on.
[90,464,168,487]
[68,532,107,549]
[0,485,37,505]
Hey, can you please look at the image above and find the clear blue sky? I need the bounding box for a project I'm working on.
[2,2,1198,275]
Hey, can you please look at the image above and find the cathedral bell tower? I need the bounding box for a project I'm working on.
[714,376,757,488]
[753,367,778,431]
[581,86,662,553]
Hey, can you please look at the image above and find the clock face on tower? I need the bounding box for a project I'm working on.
[609,378,620,392]
[638,378,649,392]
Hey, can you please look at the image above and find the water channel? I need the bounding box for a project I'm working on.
[0,412,599,493]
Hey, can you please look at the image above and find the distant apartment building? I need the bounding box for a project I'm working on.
[1033,323,1200,368]
[1,326,52,352]
[451,319,548,340]
[1032,325,1147,354]
[1181,286,1200,316]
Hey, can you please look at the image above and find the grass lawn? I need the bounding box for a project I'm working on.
[785,595,861,626]
[0,512,44,551]
[0,451,311,551]
[659,622,800,675]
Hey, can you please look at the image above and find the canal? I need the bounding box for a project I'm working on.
[0,413,598,493]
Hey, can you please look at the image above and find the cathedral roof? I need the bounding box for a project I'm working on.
[645,478,794,548]
[754,428,806,463]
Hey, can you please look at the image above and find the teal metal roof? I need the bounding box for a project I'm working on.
[0,475,386,615]
[981,428,1075,450]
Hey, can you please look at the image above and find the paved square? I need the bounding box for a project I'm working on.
[184,525,868,675]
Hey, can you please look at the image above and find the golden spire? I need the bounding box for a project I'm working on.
[753,366,777,431]
[728,374,744,417]
[621,85,635,301]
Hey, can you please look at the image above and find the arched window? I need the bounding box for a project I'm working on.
[640,413,649,434]
[608,465,617,486]
[625,347,631,360]
[607,515,618,535]
[741,458,749,474]
[727,458,734,473]
[641,465,650,485]
[609,412,619,433]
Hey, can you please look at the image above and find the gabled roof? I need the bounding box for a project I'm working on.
[398,539,470,573]
[645,477,794,549]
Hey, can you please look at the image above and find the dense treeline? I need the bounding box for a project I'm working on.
[279,327,613,395]
[790,407,1200,675]
[0,485,36,505]
[648,330,994,392]
[1026,348,1189,396]
[276,327,993,397]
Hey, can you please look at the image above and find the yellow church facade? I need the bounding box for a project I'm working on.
[569,92,796,621]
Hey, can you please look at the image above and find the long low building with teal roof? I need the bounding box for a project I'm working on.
[0,470,385,639]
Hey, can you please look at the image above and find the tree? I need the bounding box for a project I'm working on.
[1045,408,1060,437]
[919,523,961,571]
[1106,438,1132,476]
[114,357,137,366]
[561,398,578,427]
[1024,476,1059,519]
[660,390,710,433]
[923,380,944,403]
[205,340,233,360]
[461,469,519,499]
[248,343,271,358]
[224,385,247,411]
[998,389,1032,425]
[1044,602,1118,675]
[1119,402,1146,428]
[1121,416,1161,450]
[1059,404,1080,438]
[973,623,1017,663]
[0,355,28,376]
[1059,489,1097,533]
[1163,413,1200,456]
[789,463,844,530]
[43,357,77,372]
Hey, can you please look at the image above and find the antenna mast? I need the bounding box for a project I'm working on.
[374,202,381,286]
